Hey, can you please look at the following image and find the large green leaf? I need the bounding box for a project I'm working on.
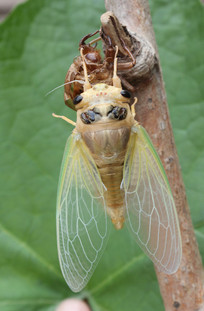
[0,0,203,310]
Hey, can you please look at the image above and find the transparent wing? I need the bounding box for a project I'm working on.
[122,125,182,273]
[56,133,108,292]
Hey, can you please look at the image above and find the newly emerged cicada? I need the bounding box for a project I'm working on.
[53,47,182,292]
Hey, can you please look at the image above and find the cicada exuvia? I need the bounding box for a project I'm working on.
[53,47,182,292]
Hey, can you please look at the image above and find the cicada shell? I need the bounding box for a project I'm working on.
[54,46,182,293]
[64,18,138,111]
[64,31,114,111]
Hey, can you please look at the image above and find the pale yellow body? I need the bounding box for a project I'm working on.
[75,83,135,229]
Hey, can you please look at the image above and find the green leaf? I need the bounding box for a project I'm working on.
[0,0,203,310]
[151,0,204,227]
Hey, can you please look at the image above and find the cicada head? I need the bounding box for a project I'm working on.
[73,83,131,110]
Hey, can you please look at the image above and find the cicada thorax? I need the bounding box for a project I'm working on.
[75,83,135,229]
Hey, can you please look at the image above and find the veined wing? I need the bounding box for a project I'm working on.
[122,124,182,273]
[57,132,108,292]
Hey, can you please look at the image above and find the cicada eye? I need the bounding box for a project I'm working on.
[120,90,131,98]
[73,95,83,105]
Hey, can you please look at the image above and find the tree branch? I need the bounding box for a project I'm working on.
[104,0,204,310]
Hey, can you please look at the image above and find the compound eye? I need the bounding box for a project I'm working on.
[120,90,131,98]
[73,94,83,105]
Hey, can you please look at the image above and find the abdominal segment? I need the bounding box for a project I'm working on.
[82,127,131,229]
[99,163,125,229]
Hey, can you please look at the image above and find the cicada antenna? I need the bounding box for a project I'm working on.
[112,46,122,89]
[45,80,85,97]
[80,48,92,91]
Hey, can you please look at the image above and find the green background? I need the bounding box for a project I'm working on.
[0,0,203,310]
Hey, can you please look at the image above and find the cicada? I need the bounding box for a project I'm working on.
[53,47,182,292]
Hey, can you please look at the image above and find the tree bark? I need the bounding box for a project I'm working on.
[104,0,204,310]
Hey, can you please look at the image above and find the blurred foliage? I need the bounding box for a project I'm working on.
[0,0,203,310]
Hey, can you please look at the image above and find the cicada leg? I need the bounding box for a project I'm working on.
[52,113,76,127]
[79,30,100,47]
[117,38,136,70]
[112,46,122,89]
[80,48,92,91]
[131,97,138,119]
